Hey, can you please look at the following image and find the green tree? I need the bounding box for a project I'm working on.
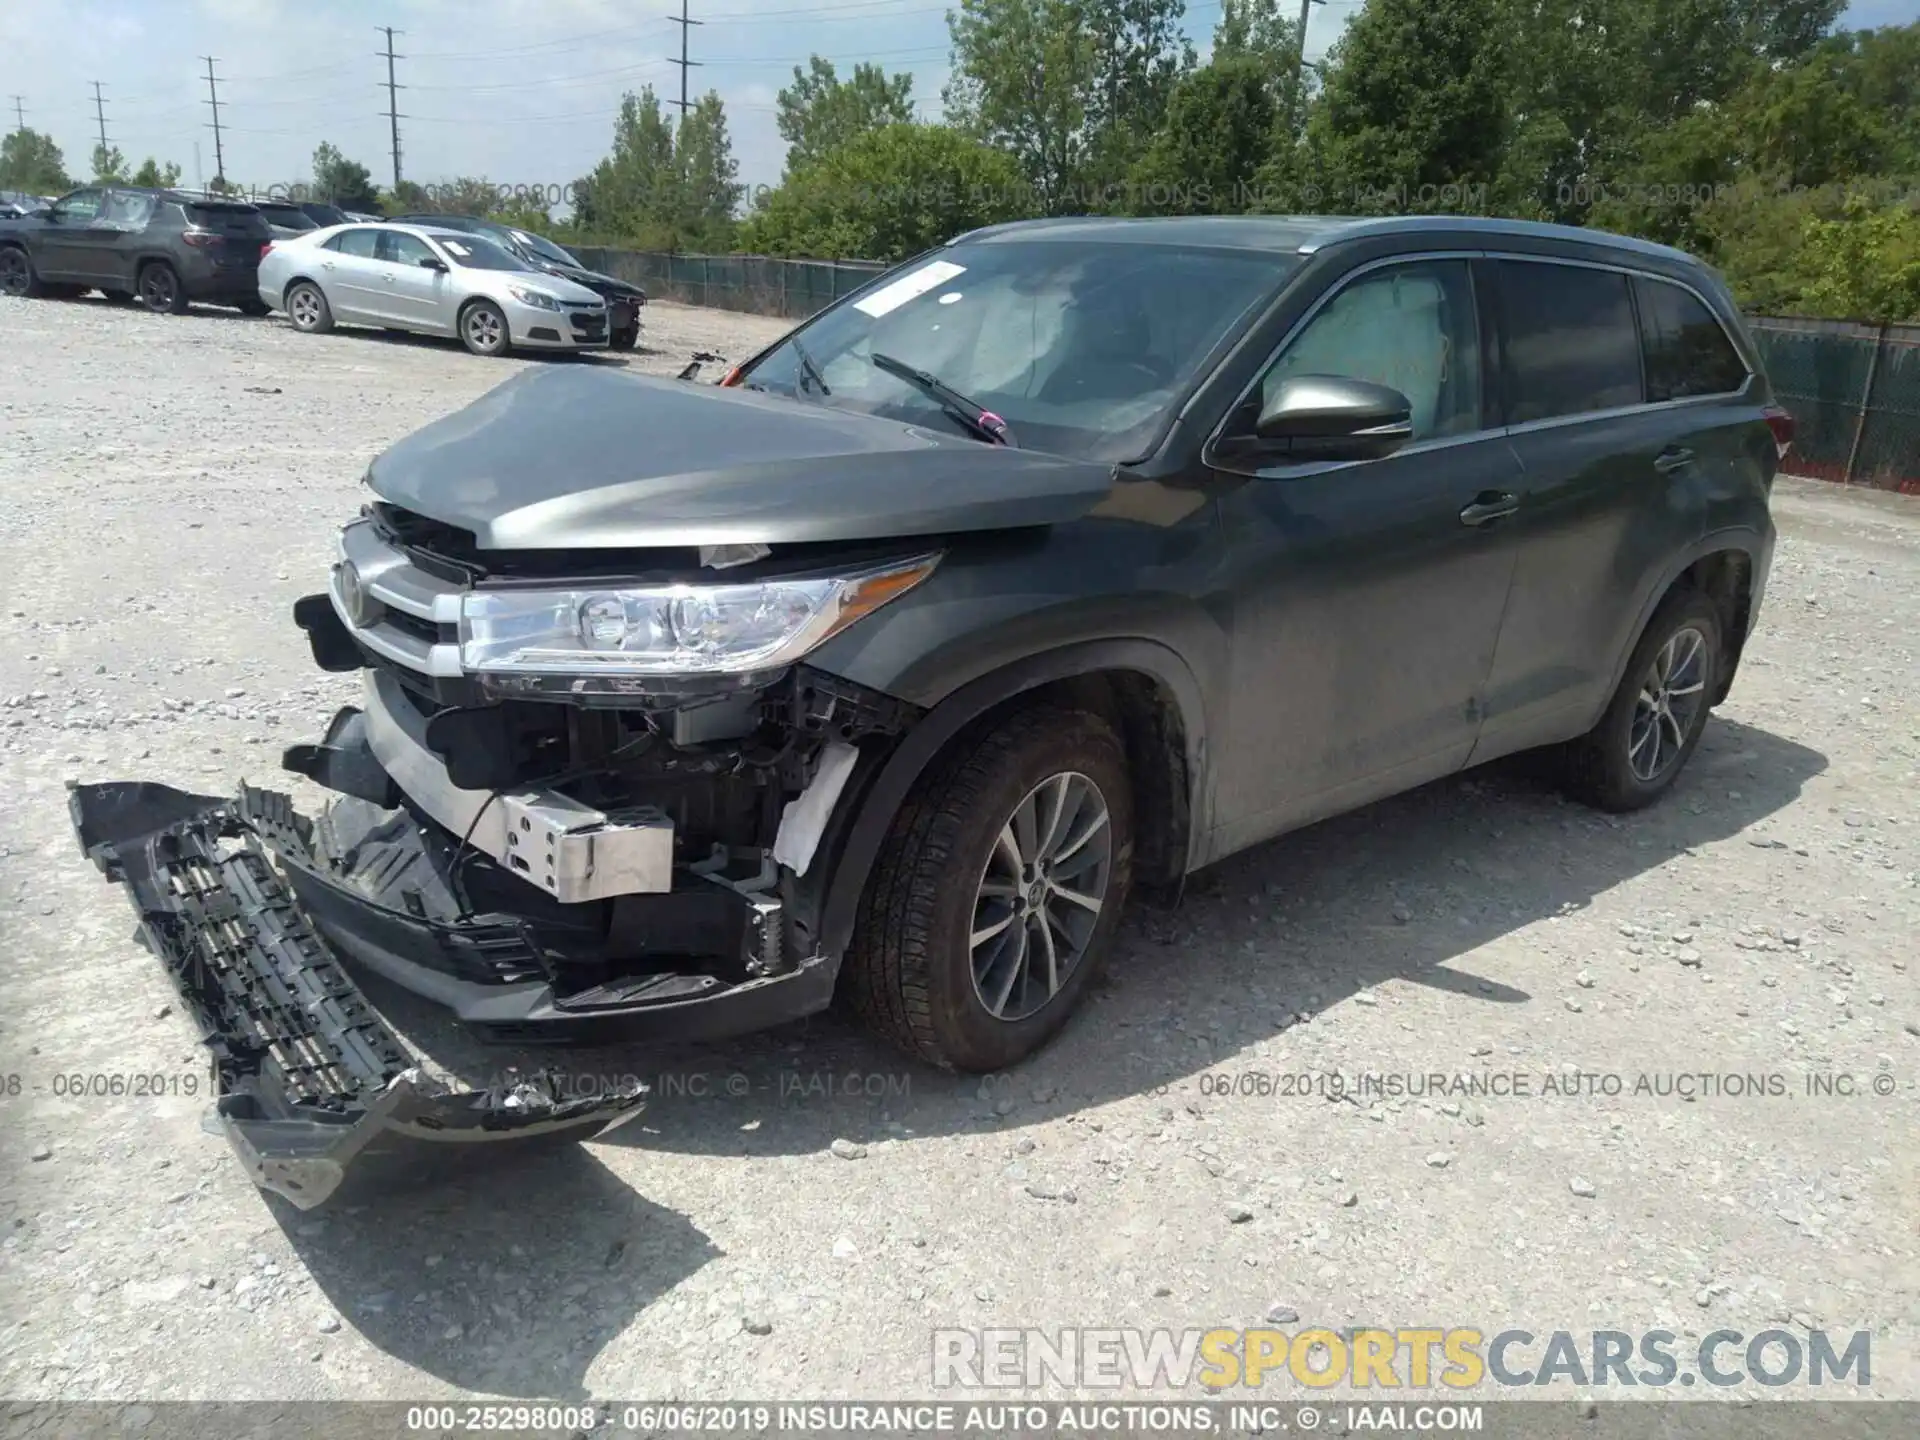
[573,86,742,250]
[1797,194,1920,321]
[312,142,380,209]
[90,143,127,182]
[945,0,1098,213]
[0,128,73,193]
[1081,0,1193,200]
[1213,0,1300,65]
[741,122,1030,260]
[777,58,916,173]
[1127,54,1279,214]
[1308,0,1511,212]
[127,157,182,188]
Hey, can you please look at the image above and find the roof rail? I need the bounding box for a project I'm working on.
[1297,214,1700,265]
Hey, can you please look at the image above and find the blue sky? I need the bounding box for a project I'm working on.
[2,0,1914,201]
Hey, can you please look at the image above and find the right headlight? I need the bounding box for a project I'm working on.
[507,285,561,311]
[458,554,938,678]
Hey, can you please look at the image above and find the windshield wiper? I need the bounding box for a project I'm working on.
[793,338,831,398]
[869,352,1015,446]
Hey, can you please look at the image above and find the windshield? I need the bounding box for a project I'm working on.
[737,240,1290,462]
[513,229,581,267]
[432,234,532,272]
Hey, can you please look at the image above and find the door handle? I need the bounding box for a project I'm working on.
[1459,492,1520,527]
[1654,446,1696,475]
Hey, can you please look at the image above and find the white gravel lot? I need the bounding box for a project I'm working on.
[0,293,1915,1408]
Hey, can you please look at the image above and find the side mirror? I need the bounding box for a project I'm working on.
[1250,375,1414,463]
[419,256,448,272]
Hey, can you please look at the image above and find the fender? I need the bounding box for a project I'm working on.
[813,637,1212,967]
[1591,524,1771,728]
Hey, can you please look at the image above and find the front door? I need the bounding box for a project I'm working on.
[33,188,106,281]
[376,230,454,332]
[86,189,156,290]
[1210,256,1523,854]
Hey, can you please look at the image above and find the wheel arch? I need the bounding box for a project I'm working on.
[813,638,1209,968]
[1600,529,1767,721]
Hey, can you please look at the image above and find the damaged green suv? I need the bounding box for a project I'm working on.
[72,214,1788,1206]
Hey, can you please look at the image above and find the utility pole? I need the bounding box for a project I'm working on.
[201,57,226,188]
[1292,0,1324,134]
[378,27,405,192]
[90,82,110,158]
[668,0,702,115]
[9,95,26,132]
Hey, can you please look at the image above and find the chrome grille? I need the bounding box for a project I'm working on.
[331,518,464,677]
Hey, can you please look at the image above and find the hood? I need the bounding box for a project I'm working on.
[492,272,602,307]
[539,259,645,300]
[366,365,1114,550]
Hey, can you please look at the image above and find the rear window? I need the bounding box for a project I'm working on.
[1499,261,1643,424]
[185,202,270,236]
[256,203,316,230]
[1635,276,1747,400]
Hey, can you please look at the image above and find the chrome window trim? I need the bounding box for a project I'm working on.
[1205,246,1755,477]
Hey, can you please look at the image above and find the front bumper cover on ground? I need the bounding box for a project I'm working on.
[68,781,648,1210]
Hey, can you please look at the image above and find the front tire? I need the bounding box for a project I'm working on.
[1564,590,1721,812]
[460,299,511,357]
[611,325,639,351]
[0,247,46,297]
[137,261,188,314]
[285,281,333,333]
[846,706,1133,1072]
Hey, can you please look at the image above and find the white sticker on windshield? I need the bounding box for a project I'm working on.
[853,260,967,318]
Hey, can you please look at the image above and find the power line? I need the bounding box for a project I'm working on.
[668,0,703,115]
[201,57,226,186]
[378,26,406,190]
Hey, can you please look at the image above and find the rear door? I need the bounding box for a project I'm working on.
[89,189,157,290]
[317,226,387,321]
[1473,257,1717,760]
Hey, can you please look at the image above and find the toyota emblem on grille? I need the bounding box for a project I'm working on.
[335,560,378,627]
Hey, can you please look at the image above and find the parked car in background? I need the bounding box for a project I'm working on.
[297,200,351,227]
[251,200,320,239]
[0,185,272,313]
[73,213,1789,1206]
[258,221,611,356]
[388,213,646,350]
[0,190,52,219]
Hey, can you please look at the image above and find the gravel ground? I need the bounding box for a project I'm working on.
[0,294,1915,1407]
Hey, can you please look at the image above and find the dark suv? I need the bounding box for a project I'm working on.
[388,213,647,349]
[0,185,272,314]
[72,215,1788,1207]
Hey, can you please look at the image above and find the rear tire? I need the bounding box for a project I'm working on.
[1564,590,1721,812]
[285,281,333,333]
[0,246,41,298]
[459,299,511,357]
[137,261,188,315]
[845,706,1133,1072]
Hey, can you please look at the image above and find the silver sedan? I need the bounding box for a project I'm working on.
[257,221,611,356]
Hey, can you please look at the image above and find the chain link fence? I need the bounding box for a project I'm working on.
[1748,317,1920,494]
[571,248,888,320]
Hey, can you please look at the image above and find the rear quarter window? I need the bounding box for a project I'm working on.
[1499,260,1643,424]
[1634,276,1748,400]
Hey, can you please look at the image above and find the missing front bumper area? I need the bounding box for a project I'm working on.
[68,781,648,1210]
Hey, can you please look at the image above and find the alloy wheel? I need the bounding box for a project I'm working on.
[1628,624,1708,782]
[0,250,27,296]
[969,771,1113,1023]
[141,268,177,311]
[289,287,323,329]
[465,306,504,352]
